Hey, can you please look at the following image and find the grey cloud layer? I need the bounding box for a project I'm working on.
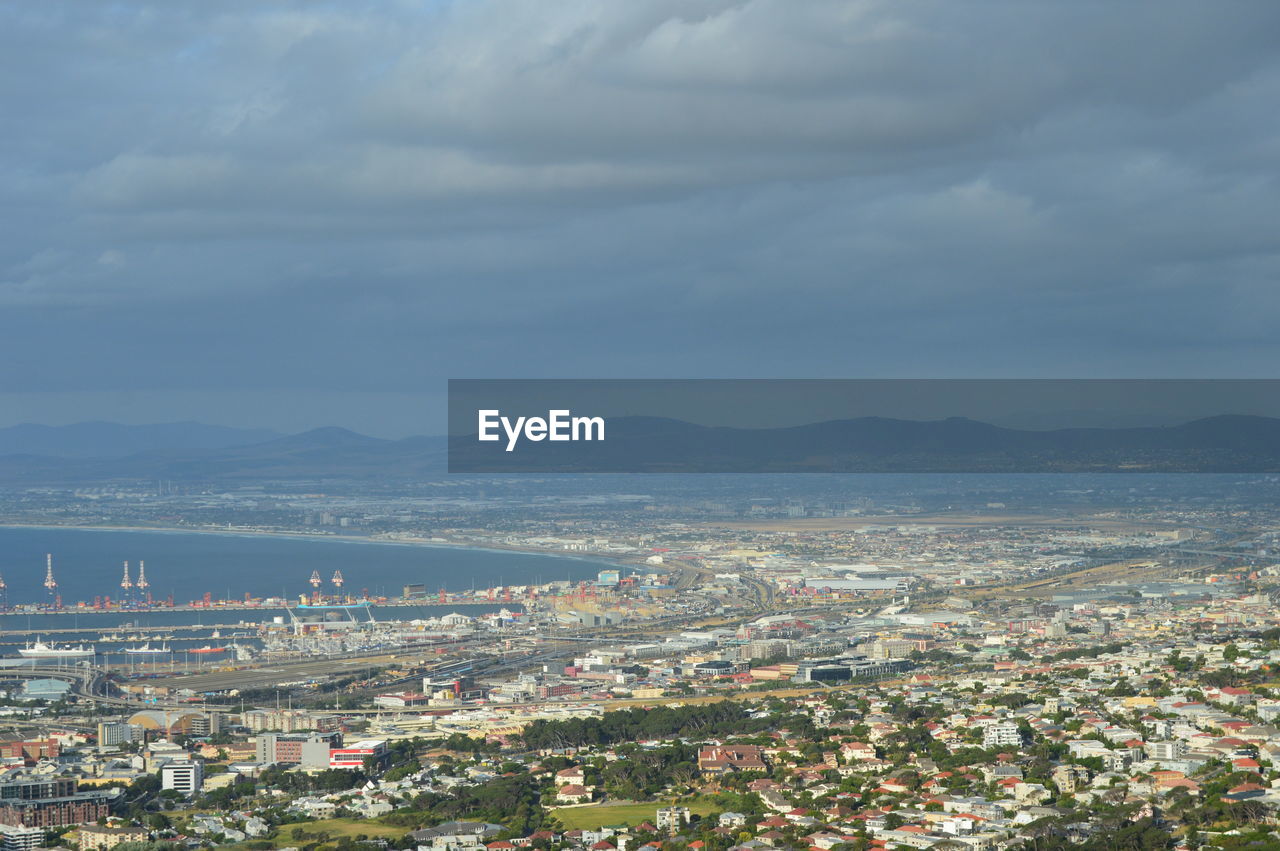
[2,1,1279,433]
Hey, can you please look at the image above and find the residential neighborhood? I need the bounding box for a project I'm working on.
[9,589,1280,850]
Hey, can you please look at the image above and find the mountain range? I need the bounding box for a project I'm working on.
[0,424,447,485]
[1,415,1279,483]
[449,413,1280,474]
[0,421,282,458]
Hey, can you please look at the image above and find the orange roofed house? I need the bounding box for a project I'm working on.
[699,745,767,775]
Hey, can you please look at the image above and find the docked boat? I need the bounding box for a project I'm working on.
[189,645,227,654]
[124,643,171,655]
[18,640,96,658]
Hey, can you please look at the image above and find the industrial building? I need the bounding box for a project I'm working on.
[791,656,911,683]
[126,709,221,736]
[17,679,71,702]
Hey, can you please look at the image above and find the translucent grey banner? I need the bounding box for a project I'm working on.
[447,379,1280,473]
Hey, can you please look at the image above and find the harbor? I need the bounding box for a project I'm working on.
[0,530,641,688]
[0,525,614,606]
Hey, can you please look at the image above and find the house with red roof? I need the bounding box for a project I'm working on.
[555,766,586,786]
[699,745,768,775]
[1216,687,1255,706]
[556,784,594,804]
[1225,782,1266,801]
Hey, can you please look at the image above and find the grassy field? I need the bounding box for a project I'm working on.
[552,798,717,830]
[287,818,408,839]
[219,817,410,848]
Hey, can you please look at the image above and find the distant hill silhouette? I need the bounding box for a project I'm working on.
[0,421,282,458]
[2,414,1279,483]
[0,425,448,484]
[449,413,1280,473]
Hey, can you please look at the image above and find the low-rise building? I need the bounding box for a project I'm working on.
[656,806,691,833]
[75,824,150,850]
[329,739,388,770]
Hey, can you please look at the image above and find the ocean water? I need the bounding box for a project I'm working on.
[0,526,612,607]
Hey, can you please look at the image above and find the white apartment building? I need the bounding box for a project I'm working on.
[160,759,204,796]
[983,721,1025,748]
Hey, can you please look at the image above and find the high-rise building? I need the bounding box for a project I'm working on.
[159,760,203,797]
[96,722,141,749]
[186,712,221,736]
[255,732,341,768]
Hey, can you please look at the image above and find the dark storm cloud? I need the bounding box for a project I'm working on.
[2,1,1279,434]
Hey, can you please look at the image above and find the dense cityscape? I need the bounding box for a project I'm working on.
[1,477,1279,851]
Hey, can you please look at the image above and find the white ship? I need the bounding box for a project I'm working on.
[124,642,171,655]
[18,640,96,658]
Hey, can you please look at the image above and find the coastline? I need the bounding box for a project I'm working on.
[0,520,641,569]
[0,521,645,614]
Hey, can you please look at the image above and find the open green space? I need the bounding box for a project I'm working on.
[215,817,409,849]
[551,798,718,830]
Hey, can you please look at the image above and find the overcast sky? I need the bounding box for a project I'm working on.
[3,1,1279,437]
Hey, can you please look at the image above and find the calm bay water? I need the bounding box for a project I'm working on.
[0,526,611,607]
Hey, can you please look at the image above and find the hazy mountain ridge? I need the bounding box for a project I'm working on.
[450,413,1280,473]
[0,425,444,484]
[0,421,283,458]
[1,415,1279,483]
